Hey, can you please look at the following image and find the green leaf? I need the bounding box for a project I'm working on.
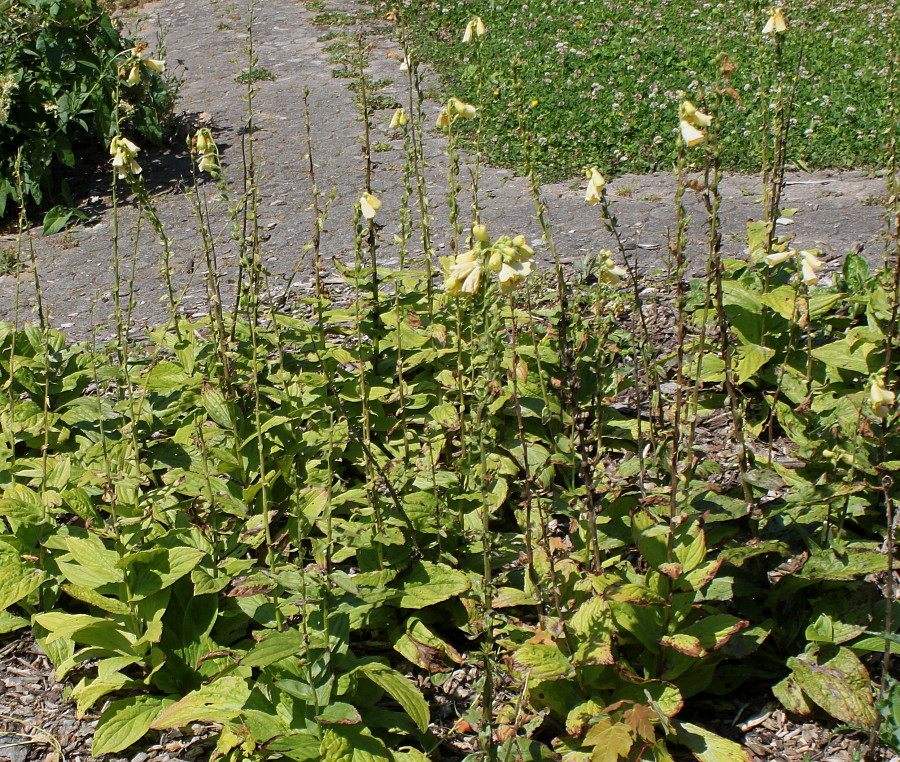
[152,676,251,729]
[243,629,307,668]
[512,643,574,681]
[786,647,876,726]
[396,561,470,608]
[41,205,75,236]
[316,702,362,725]
[673,721,750,761]
[734,343,775,383]
[0,555,45,610]
[356,662,430,732]
[201,386,234,428]
[93,696,170,755]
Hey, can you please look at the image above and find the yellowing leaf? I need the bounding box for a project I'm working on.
[513,643,575,680]
[673,721,751,762]
[152,676,251,729]
[396,561,470,608]
[583,718,633,761]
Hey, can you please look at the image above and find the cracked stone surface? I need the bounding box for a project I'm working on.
[0,0,890,342]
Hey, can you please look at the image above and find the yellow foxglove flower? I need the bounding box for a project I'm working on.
[144,58,166,73]
[800,258,819,286]
[679,119,706,147]
[762,7,787,35]
[765,249,795,266]
[799,250,824,269]
[598,254,627,285]
[449,98,477,119]
[399,55,412,72]
[462,16,486,42]
[198,154,218,173]
[679,100,712,127]
[436,108,450,131]
[448,250,482,295]
[126,65,141,86]
[110,136,141,178]
[488,250,503,272]
[472,223,489,242]
[389,108,408,129]
[498,260,532,293]
[870,377,895,418]
[360,192,382,220]
[584,167,606,204]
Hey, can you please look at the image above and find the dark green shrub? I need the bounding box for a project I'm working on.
[0,0,175,215]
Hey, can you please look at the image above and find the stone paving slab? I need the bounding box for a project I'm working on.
[0,0,890,342]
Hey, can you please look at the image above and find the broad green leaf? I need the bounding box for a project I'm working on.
[0,557,45,610]
[65,536,123,584]
[396,561,470,609]
[242,628,307,668]
[73,671,135,716]
[0,610,29,634]
[152,676,252,729]
[786,648,876,726]
[734,343,775,383]
[93,696,170,755]
[266,732,321,761]
[673,721,750,761]
[316,702,362,725]
[356,662,430,732]
[772,673,814,715]
[201,386,234,428]
[126,547,204,599]
[810,339,877,374]
[512,643,574,681]
[61,584,131,615]
[393,617,462,672]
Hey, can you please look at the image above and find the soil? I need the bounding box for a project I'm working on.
[0,0,898,760]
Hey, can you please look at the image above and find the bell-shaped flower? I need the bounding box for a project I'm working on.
[679,120,706,147]
[446,250,482,295]
[510,234,534,261]
[799,250,823,270]
[762,7,787,35]
[584,167,606,204]
[463,16,486,43]
[360,191,382,220]
[800,258,819,286]
[498,259,533,293]
[472,223,489,242]
[144,58,166,73]
[126,66,141,86]
[765,249,795,267]
[598,253,627,285]
[449,98,477,119]
[194,128,219,174]
[436,108,450,131]
[110,136,141,178]
[679,100,712,127]
[870,377,895,418]
[399,55,412,72]
[389,108,408,129]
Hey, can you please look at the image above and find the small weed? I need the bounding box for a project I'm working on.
[862,193,887,206]
[372,141,392,152]
[304,0,325,10]
[312,11,355,25]
[613,182,637,198]
[638,193,663,202]
[0,247,18,275]
[235,67,276,84]
[216,22,232,30]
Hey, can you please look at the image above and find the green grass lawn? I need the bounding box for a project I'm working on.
[392,0,894,180]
